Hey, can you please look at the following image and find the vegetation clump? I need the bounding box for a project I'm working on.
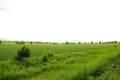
[14,46,33,67]
[42,52,54,63]
[0,41,1,44]
[15,46,31,61]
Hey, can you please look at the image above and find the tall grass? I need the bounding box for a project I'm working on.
[28,47,120,80]
[0,44,120,80]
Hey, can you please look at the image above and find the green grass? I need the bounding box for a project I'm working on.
[29,47,120,80]
[0,44,115,61]
[93,56,120,80]
[0,44,120,80]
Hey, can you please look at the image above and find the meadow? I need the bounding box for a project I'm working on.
[0,42,120,80]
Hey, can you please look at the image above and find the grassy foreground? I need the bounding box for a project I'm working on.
[0,44,120,80]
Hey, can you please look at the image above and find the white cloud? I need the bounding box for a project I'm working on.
[0,0,120,42]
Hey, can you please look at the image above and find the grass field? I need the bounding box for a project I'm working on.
[0,43,120,80]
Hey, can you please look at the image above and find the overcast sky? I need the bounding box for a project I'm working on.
[0,0,120,42]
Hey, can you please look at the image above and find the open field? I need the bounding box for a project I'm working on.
[0,43,120,80]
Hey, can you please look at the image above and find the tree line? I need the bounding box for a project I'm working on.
[0,40,120,45]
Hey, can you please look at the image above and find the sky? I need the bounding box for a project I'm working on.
[0,0,120,42]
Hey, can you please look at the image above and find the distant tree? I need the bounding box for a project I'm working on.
[107,41,110,44]
[114,41,118,44]
[15,41,18,44]
[30,41,32,45]
[0,41,1,44]
[65,41,69,44]
[78,42,81,44]
[21,41,25,44]
[91,41,93,44]
[110,41,118,44]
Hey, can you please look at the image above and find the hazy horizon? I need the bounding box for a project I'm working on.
[0,0,120,42]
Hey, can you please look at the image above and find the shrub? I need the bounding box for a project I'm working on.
[42,56,48,63]
[42,51,54,63]
[15,46,31,61]
[0,41,1,44]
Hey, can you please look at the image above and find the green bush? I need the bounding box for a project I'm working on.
[42,56,48,63]
[0,41,1,44]
[15,46,31,61]
[42,51,54,63]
